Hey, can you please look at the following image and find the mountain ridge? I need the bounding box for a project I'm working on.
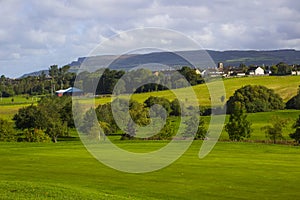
[20,49,300,78]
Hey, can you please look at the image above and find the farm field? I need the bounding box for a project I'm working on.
[0,141,300,199]
[92,75,300,107]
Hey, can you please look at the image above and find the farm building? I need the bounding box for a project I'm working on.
[249,66,265,75]
[55,87,84,97]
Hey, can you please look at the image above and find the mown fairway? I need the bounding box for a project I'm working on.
[0,141,300,199]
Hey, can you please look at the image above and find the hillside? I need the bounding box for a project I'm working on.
[20,49,300,78]
[93,76,300,107]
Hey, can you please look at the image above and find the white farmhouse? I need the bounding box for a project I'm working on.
[254,67,264,75]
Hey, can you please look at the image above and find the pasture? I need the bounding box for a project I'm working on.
[0,141,300,199]
[92,75,300,107]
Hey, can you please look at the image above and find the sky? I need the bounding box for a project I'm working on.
[0,0,300,78]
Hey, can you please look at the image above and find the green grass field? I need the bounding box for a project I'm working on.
[1,76,300,199]
[0,95,39,121]
[91,75,300,107]
[0,95,39,105]
[0,141,300,199]
[204,109,300,141]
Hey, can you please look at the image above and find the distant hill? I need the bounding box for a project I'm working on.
[20,49,300,78]
[19,70,49,79]
[68,49,300,71]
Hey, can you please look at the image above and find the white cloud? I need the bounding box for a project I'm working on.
[0,0,299,77]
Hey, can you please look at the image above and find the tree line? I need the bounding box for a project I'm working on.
[79,96,206,141]
[0,65,76,97]
[76,66,204,95]
[0,66,203,97]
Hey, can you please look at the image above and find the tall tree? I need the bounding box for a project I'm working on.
[289,115,300,144]
[49,65,58,95]
[225,102,252,141]
[262,116,287,144]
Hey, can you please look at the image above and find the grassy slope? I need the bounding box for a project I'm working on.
[93,76,300,107]
[0,141,300,199]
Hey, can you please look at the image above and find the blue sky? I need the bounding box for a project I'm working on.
[0,0,300,78]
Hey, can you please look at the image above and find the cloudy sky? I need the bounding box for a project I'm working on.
[1,0,300,77]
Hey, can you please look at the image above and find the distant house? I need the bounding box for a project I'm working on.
[248,66,265,75]
[201,68,224,77]
[254,67,264,75]
[55,87,84,97]
[291,71,300,75]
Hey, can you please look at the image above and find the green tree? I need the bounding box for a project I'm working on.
[150,119,175,140]
[0,118,16,142]
[196,117,207,140]
[170,99,181,116]
[49,65,59,95]
[276,62,292,75]
[227,85,285,113]
[144,96,171,115]
[183,115,206,139]
[14,97,72,142]
[262,116,288,144]
[123,100,150,139]
[286,86,300,109]
[225,102,252,141]
[45,120,68,143]
[178,66,203,86]
[270,65,278,74]
[289,115,300,144]
[23,128,51,143]
[80,108,98,133]
[13,105,46,130]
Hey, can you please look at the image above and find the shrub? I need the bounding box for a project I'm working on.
[23,128,51,143]
[0,118,16,142]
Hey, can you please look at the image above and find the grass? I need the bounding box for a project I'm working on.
[0,95,39,105]
[0,104,31,121]
[1,76,300,199]
[90,75,300,107]
[205,109,300,141]
[0,95,39,121]
[0,141,300,199]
